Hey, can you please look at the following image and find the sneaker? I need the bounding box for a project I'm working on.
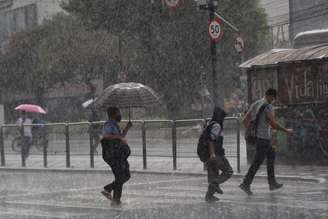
[239,183,253,195]
[205,193,220,203]
[269,183,283,191]
[101,190,112,200]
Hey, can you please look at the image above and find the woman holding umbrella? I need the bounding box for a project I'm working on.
[15,104,47,159]
[16,111,33,158]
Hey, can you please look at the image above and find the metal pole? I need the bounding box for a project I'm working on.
[172,120,177,170]
[209,0,223,108]
[89,123,94,168]
[213,11,239,33]
[203,119,207,171]
[0,126,5,166]
[21,124,26,167]
[43,131,47,168]
[65,124,70,168]
[142,121,147,170]
[236,118,241,173]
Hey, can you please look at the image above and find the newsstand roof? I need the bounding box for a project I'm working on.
[240,44,328,68]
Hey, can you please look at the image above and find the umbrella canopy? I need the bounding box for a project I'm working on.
[82,98,96,108]
[95,82,161,109]
[15,104,46,114]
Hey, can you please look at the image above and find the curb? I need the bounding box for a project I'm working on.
[0,167,325,183]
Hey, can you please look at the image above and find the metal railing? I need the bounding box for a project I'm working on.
[0,117,241,172]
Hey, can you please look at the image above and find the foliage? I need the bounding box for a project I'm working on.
[63,0,270,118]
[0,13,118,105]
[0,0,270,120]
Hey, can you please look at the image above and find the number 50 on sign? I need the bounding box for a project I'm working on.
[208,19,223,42]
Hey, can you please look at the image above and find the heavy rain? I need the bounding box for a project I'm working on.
[0,0,327,218]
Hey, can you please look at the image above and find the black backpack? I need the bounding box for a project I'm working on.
[197,122,215,162]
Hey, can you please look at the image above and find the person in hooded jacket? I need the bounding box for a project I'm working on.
[205,107,233,202]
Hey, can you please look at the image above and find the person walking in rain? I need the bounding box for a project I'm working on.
[205,107,233,202]
[240,88,293,195]
[16,111,32,159]
[101,107,132,205]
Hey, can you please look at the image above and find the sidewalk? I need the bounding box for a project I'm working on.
[0,154,327,182]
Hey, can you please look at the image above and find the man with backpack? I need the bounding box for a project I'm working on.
[240,88,293,195]
[198,107,233,202]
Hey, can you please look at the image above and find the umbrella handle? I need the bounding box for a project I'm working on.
[129,107,131,122]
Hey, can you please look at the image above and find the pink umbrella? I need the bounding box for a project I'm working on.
[15,104,47,114]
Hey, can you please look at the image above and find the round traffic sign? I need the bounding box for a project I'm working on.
[234,36,244,53]
[164,0,181,9]
[208,19,223,42]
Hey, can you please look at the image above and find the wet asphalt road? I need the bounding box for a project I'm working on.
[0,170,327,219]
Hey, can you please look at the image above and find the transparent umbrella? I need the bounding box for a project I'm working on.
[95,82,161,120]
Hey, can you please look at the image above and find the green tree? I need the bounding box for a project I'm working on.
[0,13,119,106]
[63,0,270,118]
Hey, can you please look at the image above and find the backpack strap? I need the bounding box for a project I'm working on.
[206,121,223,139]
[254,103,269,135]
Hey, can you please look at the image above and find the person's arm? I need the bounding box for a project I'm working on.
[102,133,127,145]
[208,123,221,159]
[122,121,132,137]
[209,141,216,159]
[268,111,293,134]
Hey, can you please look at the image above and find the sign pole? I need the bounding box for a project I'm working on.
[198,0,241,108]
[208,0,223,108]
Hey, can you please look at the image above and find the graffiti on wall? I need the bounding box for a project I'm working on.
[279,63,328,104]
[248,62,328,163]
[249,68,278,102]
[274,105,328,162]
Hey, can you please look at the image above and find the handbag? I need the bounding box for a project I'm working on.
[101,139,130,163]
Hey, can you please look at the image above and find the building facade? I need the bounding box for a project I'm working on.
[289,0,328,41]
[0,0,63,48]
[260,0,328,48]
[259,0,290,48]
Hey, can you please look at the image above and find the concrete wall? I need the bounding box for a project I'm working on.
[290,0,328,40]
[259,0,290,48]
[3,0,63,23]
[35,0,64,24]
[259,0,289,26]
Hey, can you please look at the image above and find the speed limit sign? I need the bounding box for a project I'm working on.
[208,19,223,42]
[164,0,181,9]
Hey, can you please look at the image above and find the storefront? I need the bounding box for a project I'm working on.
[241,44,328,164]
